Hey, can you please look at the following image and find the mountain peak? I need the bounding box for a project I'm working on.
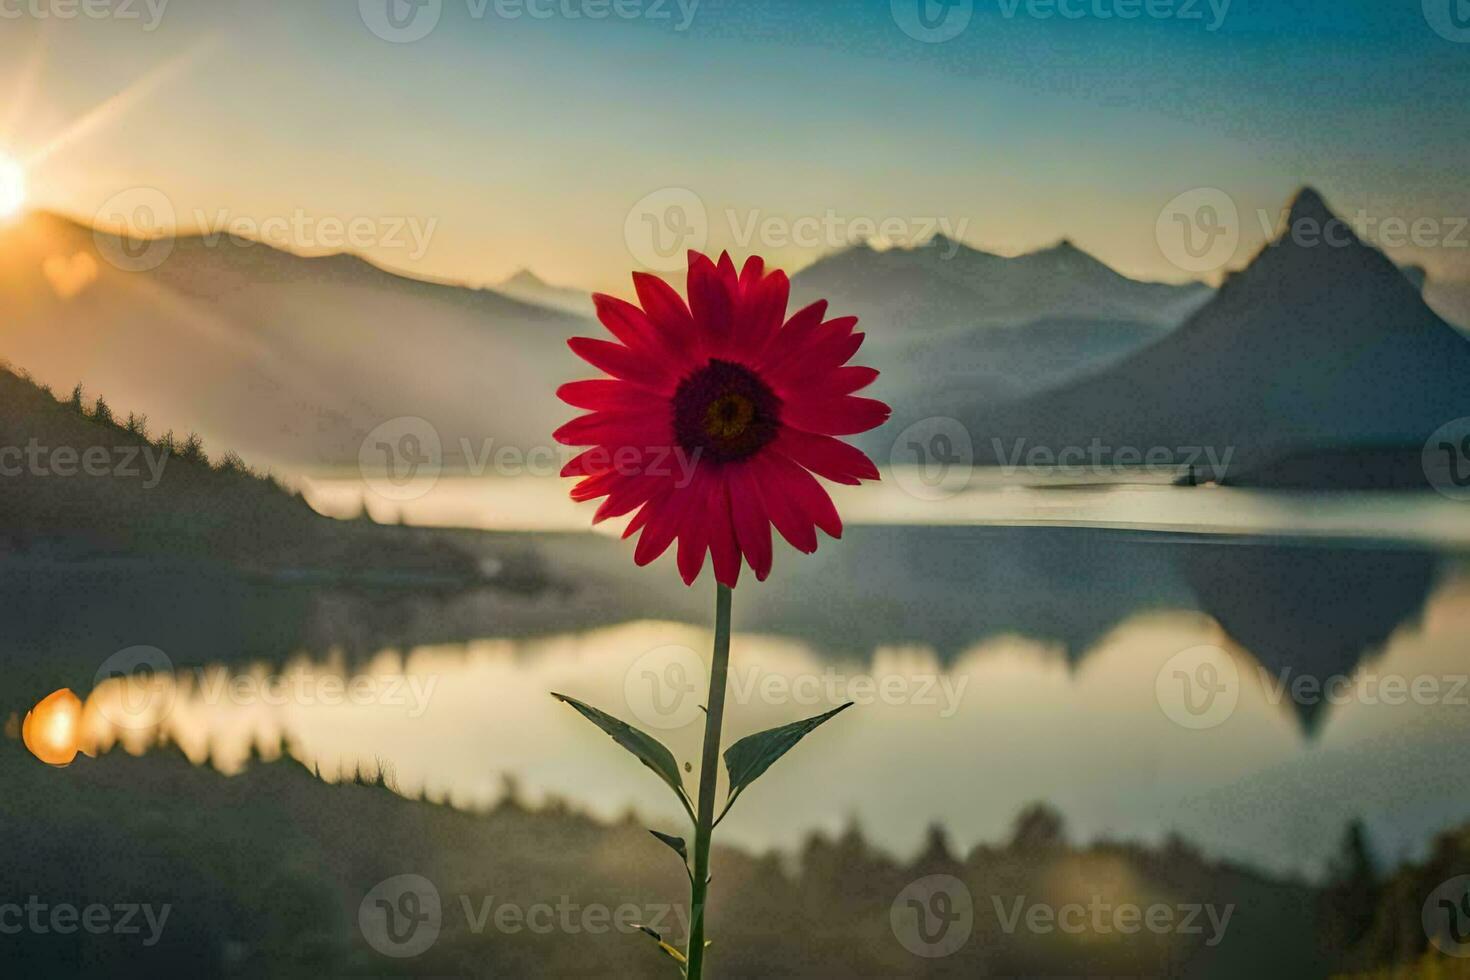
[504,268,546,288]
[1285,186,1335,228]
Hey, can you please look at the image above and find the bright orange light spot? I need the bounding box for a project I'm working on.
[22,689,82,767]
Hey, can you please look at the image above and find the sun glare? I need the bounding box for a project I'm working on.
[0,153,26,220]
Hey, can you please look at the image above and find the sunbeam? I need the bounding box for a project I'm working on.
[0,27,48,145]
[23,37,216,170]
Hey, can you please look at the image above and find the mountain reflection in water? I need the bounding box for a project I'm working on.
[17,526,1464,880]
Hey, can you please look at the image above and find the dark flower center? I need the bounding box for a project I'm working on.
[672,359,781,462]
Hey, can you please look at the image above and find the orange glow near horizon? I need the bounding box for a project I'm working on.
[21,688,83,767]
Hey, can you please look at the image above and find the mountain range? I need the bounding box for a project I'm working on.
[2,191,1462,484]
[0,212,587,471]
[494,267,596,316]
[0,212,1214,475]
[961,188,1470,476]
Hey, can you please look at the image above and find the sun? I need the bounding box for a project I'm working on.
[0,152,27,220]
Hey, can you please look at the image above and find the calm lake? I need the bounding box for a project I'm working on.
[24,472,1470,881]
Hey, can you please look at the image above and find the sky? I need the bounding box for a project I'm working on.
[1,0,1468,291]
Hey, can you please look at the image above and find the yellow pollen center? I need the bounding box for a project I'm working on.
[704,394,755,440]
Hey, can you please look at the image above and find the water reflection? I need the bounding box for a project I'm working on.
[51,562,1470,879]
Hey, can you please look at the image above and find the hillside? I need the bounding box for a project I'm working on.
[0,361,482,581]
[0,212,591,470]
[0,737,1336,978]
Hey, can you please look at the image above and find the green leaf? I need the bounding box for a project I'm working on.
[551,693,690,815]
[722,702,853,813]
[649,830,688,863]
[633,924,688,967]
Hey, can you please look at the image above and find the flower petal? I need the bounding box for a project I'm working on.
[633,272,701,353]
[552,411,672,448]
[781,395,891,437]
[687,251,734,352]
[727,464,773,581]
[557,379,664,413]
[774,427,880,485]
[634,481,703,568]
[706,477,742,588]
[748,454,818,553]
[759,299,827,367]
[767,451,843,539]
[675,468,715,585]
[738,268,789,354]
[766,329,865,392]
[567,337,673,391]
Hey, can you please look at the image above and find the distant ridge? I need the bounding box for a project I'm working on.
[964,187,1470,476]
[495,267,595,316]
[0,211,592,469]
[792,232,1212,337]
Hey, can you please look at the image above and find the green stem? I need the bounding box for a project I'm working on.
[685,581,732,979]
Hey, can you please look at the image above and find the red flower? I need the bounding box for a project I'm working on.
[554,250,890,587]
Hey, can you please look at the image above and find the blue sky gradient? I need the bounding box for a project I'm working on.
[1,0,1466,289]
